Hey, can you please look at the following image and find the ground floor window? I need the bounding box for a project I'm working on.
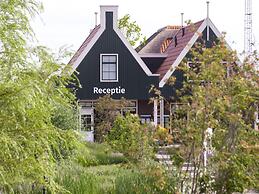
[164,115,170,129]
[157,115,170,128]
[79,101,95,132]
[81,114,93,131]
[121,100,138,115]
[140,115,152,124]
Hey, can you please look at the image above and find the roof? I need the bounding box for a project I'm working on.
[69,25,101,65]
[137,26,180,54]
[156,20,204,80]
[137,20,207,84]
[68,5,159,77]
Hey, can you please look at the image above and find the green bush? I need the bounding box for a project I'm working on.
[106,114,154,161]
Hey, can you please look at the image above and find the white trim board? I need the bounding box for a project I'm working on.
[71,26,105,72]
[113,26,158,76]
[159,18,230,88]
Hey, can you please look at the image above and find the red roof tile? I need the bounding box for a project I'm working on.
[69,25,101,66]
[155,20,204,80]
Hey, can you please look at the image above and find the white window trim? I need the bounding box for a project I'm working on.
[100,53,119,82]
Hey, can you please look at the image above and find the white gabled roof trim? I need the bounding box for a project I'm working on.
[113,25,156,76]
[159,20,207,87]
[71,26,105,72]
[159,18,227,87]
[139,53,168,58]
[71,5,158,77]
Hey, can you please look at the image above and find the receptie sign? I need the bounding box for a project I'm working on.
[93,86,126,95]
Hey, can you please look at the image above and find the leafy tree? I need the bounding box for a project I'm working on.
[170,41,259,193]
[94,95,127,142]
[118,14,146,47]
[0,0,80,192]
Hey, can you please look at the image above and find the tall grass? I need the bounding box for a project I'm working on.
[114,164,177,194]
[55,163,129,194]
[55,164,100,194]
[76,142,128,167]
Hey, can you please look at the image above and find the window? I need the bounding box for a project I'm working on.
[140,115,151,124]
[157,115,170,128]
[81,114,93,131]
[100,54,118,82]
[121,100,138,115]
[79,104,94,132]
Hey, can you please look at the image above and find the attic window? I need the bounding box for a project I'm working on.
[160,38,172,53]
[100,54,118,82]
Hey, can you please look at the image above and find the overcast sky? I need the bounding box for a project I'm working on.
[32,0,259,55]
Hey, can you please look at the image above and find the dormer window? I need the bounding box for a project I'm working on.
[100,54,118,82]
[160,38,172,53]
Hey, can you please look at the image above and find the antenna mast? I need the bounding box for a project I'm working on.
[244,0,253,56]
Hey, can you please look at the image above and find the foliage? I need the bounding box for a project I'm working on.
[170,40,259,193]
[56,165,99,194]
[75,142,127,167]
[118,14,146,47]
[51,103,78,131]
[114,159,178,194]
[154,125,173,146]
[56,151,178,194]
[0,0,80,193]
[55,163,134,194]
[94,95,127,142]
[106,114,154,161]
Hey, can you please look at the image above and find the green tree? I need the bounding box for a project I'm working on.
[0,0,79,193]
[171,41,259,193]
[118,14,146,47]
[94,95,127,142]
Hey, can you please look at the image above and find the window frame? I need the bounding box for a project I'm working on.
[140,115,152,124]
[120,100,138,115]
[100,54,118,82]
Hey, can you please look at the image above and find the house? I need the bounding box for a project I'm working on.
[69,5,224,133]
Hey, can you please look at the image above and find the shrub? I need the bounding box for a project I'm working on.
[106,114,154,161]
[154,126,173,146]
[94,95,127,142]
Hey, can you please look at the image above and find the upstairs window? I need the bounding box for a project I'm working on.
[100,54,118,82]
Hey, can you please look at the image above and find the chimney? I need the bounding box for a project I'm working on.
[94,12,98,27]
[100,5,118,29]
[181,13,185,36]
[181,13,184,27]
[206,1,210,41]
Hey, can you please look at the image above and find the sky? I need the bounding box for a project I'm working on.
[32,0,259,56]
